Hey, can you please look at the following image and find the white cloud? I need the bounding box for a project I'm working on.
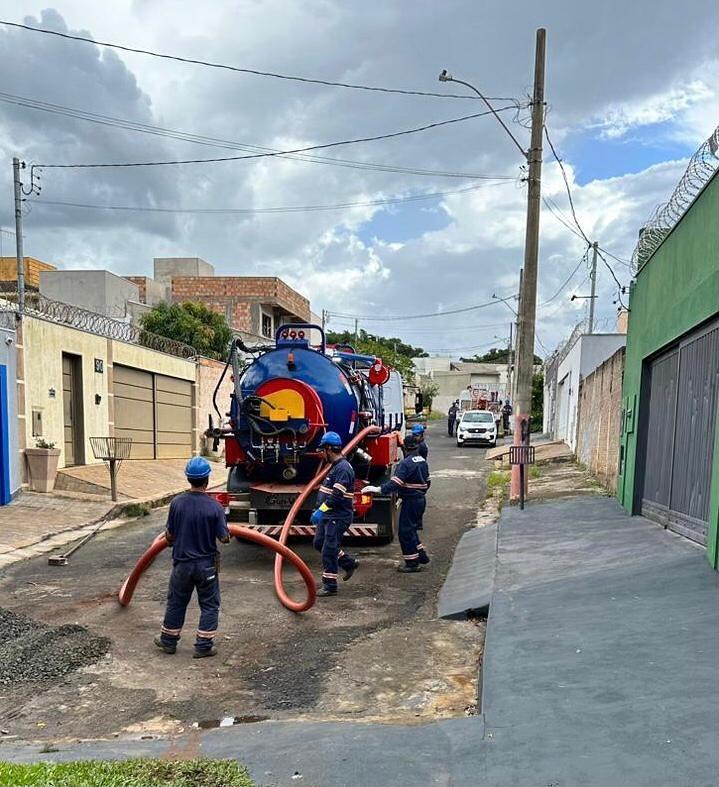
[0,0,716,358]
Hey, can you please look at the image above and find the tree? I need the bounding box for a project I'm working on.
[418,380,440,413]
[140,301,232,360]
[460,347,543,365]
[325,329,427,381]
[531,371,544,432]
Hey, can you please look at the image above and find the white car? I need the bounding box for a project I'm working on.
[456,410,497,448]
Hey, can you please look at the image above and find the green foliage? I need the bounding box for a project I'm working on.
[35,438,56,449]
[528,465,542,479]
[140,301,232,360]
[0,758,256,787]
[325,329,426,381]
[460,347,542,365]
[531,371,544,432]
[487,470,511,491]
[418,380,440,412]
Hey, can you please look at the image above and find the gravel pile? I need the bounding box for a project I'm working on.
[0,608,110,688]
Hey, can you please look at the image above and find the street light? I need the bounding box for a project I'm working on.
[438,70,527,160]
[439,28,547,506]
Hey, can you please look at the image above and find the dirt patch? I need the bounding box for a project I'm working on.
[0,608,110,689]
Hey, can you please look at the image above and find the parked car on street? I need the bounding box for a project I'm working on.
[456,410,497,448]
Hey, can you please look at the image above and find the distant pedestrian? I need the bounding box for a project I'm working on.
[363,434,430,572]
[155,457,230,659]
[447,401,459,437]
[502,400,513,434]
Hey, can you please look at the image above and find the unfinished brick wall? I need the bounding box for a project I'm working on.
[124,276,147,303]
[169,276,310,334]
[576,347,625,492]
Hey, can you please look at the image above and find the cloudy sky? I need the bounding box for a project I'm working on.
[0,1,717,357]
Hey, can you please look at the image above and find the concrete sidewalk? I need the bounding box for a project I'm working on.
[0,458,226,566]
[2,496,717,786]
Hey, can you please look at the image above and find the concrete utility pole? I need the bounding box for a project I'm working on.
[321,308,327,332]
[12,157,25,315]
[588,241,598,334]
[507,322,513,403]
[510,28,546,500]
[512,267,523,405]
[353,318,359,344]
[513,28,546,422]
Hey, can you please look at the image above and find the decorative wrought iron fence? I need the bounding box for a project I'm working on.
[632,125,719,272]
[0,292,196,359]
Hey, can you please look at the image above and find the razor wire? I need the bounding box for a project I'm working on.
[632,125,719,272]
[0,291,196,358]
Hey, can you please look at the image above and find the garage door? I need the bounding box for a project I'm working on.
[639,319,719,544]
[113,365,193,459]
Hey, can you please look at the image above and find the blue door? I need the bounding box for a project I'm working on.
[0,364,11,505]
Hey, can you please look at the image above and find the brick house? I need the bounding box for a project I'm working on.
[126,258,311,341]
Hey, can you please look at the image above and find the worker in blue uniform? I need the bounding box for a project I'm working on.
[311,432,359,597]
[411,423,428,460]
[363,434,430,572]
[155,457,230,658]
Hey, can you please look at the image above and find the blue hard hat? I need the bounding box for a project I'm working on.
[319,431,342,448]
[411,424,425,435]
[185,456,212,480]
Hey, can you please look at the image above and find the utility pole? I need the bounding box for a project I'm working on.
[321,308,327,332]
[512,267,523,405]
[12,158,25,315]
[511,28,546,500]
[507,322,513,402]
[353,318,358,344]
[587,241,598,334]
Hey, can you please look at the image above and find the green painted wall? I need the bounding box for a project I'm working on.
[618,172,719,568]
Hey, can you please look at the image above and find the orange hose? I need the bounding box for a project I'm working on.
[272,425,381,612]
[118,524,316,609]
[118,425,383,613]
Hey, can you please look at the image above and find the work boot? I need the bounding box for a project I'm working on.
[154,636,176,655]
[192,646,217,659]
[418,552,430,565]
[397,564,422,573]
[342,561,359,581]
[317,586,338,597]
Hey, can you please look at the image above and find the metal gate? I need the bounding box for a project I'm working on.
[113,365,193,459]
[639,320,719,544]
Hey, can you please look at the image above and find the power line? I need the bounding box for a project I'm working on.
[328,320,511,335]
[540,245,591,305]
[327,294,517,322]
[30,180,512,215]
[596,248,629,309]
[597,245,633,269]
[32,106,517,169]
[0,19,519,104]
[543,125,591,244]
[0,91,514,181]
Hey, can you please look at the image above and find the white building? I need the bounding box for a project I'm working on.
[544,327,626,452]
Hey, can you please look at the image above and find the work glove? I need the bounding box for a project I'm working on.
[310,508,325,525]
[361,485,381,494]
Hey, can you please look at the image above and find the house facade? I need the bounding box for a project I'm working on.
[617,167,719,566]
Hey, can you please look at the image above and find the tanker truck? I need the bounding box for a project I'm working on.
[206,323,404,540]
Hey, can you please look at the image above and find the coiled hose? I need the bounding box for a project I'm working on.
[118,424,382,613]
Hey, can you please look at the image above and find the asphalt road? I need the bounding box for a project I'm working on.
[0,420,492,742]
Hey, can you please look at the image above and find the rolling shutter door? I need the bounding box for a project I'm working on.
[113,366,155,459]
[154,374,193,458]
[113,365,193,459]
[639,320,719,545]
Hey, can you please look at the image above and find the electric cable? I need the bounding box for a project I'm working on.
[328,294,517,322]
[0,91,514,181]
[28,180,513,215]
[540,245,591,305]
[31,106,518,169]
[543,125,591,244]
[0,19,519,103]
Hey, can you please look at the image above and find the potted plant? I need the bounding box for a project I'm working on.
[25,439,61,493]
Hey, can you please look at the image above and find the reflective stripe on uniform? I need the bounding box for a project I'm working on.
[196,629,217,639]
[161,625,182,635]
